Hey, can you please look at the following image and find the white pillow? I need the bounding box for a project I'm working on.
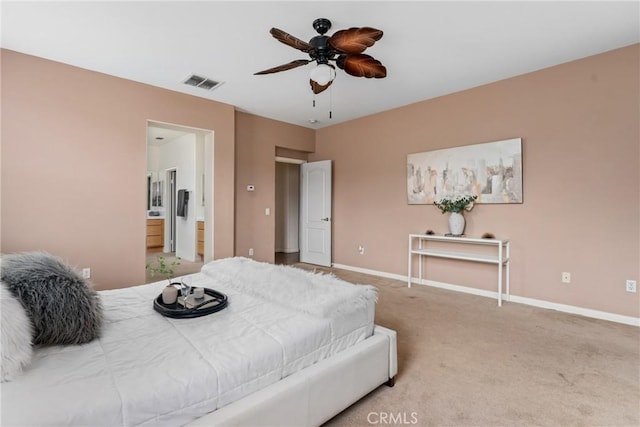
[1,280,33,382]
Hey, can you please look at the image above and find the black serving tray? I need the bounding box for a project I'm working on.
[153,287,228,319]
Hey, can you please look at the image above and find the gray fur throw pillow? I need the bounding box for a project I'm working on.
[1,252,103,345]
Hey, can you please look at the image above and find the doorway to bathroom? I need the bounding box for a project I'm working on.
[146,121,214,281]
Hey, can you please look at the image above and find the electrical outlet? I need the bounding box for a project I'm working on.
[626,280,637,293]
[358,245,365,255]
[561,272,571,283]
[82,268,91,279]
[249,248,254,257]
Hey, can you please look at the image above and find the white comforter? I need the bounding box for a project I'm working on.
[2,257,376,426]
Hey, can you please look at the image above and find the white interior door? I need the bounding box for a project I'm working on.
[300,160,332,266]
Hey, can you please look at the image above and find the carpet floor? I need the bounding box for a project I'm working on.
[292,264,640,427]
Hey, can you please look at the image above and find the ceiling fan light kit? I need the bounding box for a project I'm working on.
[309,63,336,86]
[254,17,386,96]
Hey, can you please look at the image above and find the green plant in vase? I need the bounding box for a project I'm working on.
[146,256,182,304]
[434,195,478,236]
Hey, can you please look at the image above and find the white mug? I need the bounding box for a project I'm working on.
[193,287,205,299]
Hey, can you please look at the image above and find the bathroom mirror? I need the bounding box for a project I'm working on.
[152,180,163,207]
[147,171,163,208]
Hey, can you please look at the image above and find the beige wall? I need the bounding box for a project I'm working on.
[235,112,314,263]
[1,49,235,289]
[2,45,638,318]
[311,44,639,317]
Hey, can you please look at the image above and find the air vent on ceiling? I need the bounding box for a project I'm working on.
[183,74,223,91]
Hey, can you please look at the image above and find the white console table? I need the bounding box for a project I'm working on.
[408,234,510,306]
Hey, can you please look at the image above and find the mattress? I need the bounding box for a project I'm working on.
[2,257,376,426]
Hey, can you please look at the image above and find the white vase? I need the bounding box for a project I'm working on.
[448,212,465,236]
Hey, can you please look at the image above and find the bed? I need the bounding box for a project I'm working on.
[2,257,397,426]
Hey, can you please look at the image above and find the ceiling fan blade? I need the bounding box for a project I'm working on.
[328,27,383,54]
[309,79,333,94]
[270,28,314,53]
[254,59,311,75]
[336,54,387,78]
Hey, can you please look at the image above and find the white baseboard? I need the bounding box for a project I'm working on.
[332,263,640,327]
[333,263,407,282]
[506,295,640,326]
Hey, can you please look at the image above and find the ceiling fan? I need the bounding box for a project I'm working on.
[254,18,387,94]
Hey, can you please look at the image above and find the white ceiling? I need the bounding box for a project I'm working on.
[2,1,638,129]
[147,124,192,146]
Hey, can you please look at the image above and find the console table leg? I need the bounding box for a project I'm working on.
[506,243,511,301]
[498,266,503,307]
[498,243,503,306]
[407,237,412,288]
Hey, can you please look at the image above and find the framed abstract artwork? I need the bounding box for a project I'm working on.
[407,138,523,205]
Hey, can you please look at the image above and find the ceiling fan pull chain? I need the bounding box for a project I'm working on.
[329,84,333,119]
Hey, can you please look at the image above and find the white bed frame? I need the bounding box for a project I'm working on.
[188,325,398,427]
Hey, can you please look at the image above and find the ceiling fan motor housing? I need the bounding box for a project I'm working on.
[310,19,335,64]
[309,35,335,64]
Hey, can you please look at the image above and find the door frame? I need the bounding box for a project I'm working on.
[166,168,177,253]
[146,120,215,263]
[275,157,304,256]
